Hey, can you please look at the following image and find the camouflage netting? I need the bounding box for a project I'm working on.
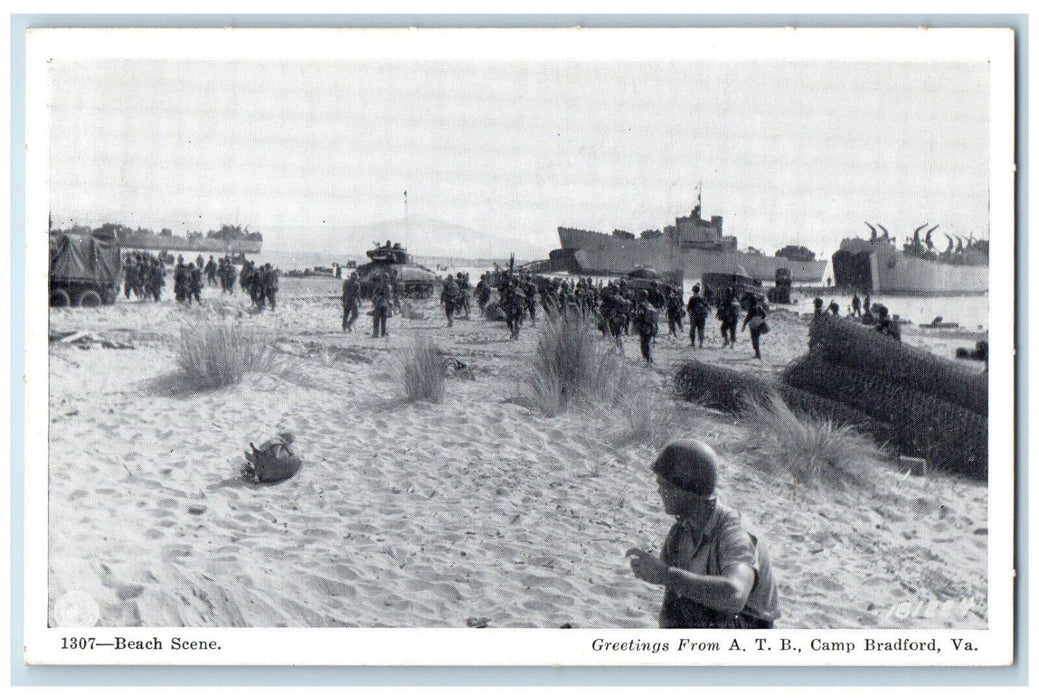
[783,356,987,480]
[672,359,889,437]
[809,314,987,415]
[673,360,772,414]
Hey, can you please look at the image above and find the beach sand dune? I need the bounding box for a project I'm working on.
[46,278,987,628]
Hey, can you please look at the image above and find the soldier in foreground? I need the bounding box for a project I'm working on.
[875,305,901,341]
[718,292,740,348]
[627,440,780,629]
[205,255,218,286]
[686,283,709,348]
[665,287,685,339]
[441,274,461,327]
[633,291,658,366]
[741,296,768,360]
[173,256,187,303]
[188,262,203,305]
[457,272,472,318]
[341,271,360,332]
[371,273,393,338]
[263,263,279,310]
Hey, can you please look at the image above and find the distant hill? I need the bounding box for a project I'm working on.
[263,217,547,261]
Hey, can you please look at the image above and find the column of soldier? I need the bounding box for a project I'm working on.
[160,254,278,311]
[121,252,167,302]
[337,268,768,365]
[236,260,279,311]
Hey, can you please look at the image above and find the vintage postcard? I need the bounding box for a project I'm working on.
[22,26,1015,666]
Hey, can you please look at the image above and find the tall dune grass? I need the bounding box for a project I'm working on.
[742,393,885,488]
[527,309,626,417]
[394,336,445,403]
[603,377,684,448]
[175,318,271,390]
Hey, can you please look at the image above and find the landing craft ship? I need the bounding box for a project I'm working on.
[549,204,827,283]
[831,223,988,295]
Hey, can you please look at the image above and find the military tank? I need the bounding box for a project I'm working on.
[356,241,436,299]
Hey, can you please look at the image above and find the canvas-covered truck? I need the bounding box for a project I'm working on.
[49,231,123,307]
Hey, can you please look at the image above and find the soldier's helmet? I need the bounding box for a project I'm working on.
[652,440,718,496]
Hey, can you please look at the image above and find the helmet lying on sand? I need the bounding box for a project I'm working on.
[243,431,302,483]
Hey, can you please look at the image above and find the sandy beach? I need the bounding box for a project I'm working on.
[46,275,989,629]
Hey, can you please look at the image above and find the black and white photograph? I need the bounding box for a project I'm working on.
[22,25,1016,666]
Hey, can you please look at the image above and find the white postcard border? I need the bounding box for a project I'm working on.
[22,25,1017,667]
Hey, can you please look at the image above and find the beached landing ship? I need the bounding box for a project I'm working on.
[832,223,988,295]
[549,203,828,283]
[355,241,436,299]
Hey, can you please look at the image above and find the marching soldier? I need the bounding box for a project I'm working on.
[341,272,360,332]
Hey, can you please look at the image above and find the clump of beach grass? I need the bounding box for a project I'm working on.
[394,336,445,404]
[604,378,682,448]
[527,309,626,417]
[175,318,271,391]
[742,393,886,489]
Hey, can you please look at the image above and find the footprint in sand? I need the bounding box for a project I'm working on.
[161,545,193,560]
[313,564,361,582]
[97,564,146,601]
[816,575,844,592]
[305,574,357,598]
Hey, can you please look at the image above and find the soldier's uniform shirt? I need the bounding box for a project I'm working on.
[659,501,780,627]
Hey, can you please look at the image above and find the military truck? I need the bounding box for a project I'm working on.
[49,231,123,307]
[356,241,436,299]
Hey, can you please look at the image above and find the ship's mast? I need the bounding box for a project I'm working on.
[404,190,409,250]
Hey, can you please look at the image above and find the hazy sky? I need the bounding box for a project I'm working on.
[47,58,990,259]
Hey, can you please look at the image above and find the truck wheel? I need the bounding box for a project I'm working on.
[49,289,71,307]
[77,290,103,308]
